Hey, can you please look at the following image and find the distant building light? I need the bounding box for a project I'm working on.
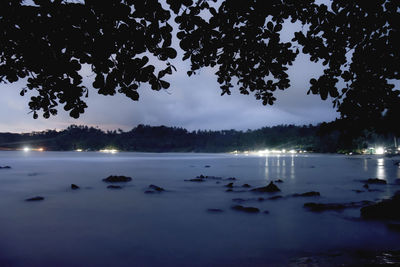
[23,147,30,152]
[38,148,44,152]
[76,149,83,152]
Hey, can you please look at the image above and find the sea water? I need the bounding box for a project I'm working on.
[0,151,399,266]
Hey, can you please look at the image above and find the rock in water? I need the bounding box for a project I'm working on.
[71,184,80,190]
[251,182,281,193]
[25,196,44,201]
[225,182,234,188]
[0,166,11,169]
[361,192,400,220]
[364,178,387,185]
[293,191,320,197]
[275,179,284,183]
[148,184,165,192]
[102,175,132,183]
[232,205,260,213]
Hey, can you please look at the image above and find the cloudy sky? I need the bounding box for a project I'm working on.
[0,2,339,133]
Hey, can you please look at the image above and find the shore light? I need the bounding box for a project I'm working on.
[375,147,385,155]
[23,147,30,152]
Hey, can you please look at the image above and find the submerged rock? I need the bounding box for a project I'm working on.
[363,183,369,189]
[251,182,281,193]
[364,178,387,185]
[293,191,320,197]
[185,178,205,182]
[102,175,132,183]
[361,192,400,220]
[275,179,284,183]
[225,177,237,181]
[25,196,44,201]
[263,210,270,214]
[242,184,251,188]
[148,184,165,192]
[232,198,246,203]
[232,205,260,213]
[107,185,122,189]
[268,195,283,200]
[71,184,80,190]
[204,165,211,168]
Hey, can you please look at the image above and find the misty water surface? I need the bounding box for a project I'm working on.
[0,151,399,266]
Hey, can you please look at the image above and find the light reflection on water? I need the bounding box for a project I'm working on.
[376,158,385,180]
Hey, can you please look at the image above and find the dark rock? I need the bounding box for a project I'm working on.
[364,178,387,185]
[258,197,265,201]
[225,182,234,188]
[305,201,373,212]
[198,174,205,179]
[251,182,280,193]
[103,175,132,183]
[149,184,164,192]
[293,191,320,197]
[361,193,400,220]
[263,210,270,214]
[225,177,237,181]
[184,178,205,182]
[275,179,284,183]
[204,165,211,168]
[363,183,369,189]
[207,208,223,213]
[144,190,155,194]
[107,185,122,189]
[242,184,251,188]
[226,188,233,192]
[352,189,364,193]
[25,196,44,201]
[0,166,11,169]
[232,205,259,213]
[268,195,283,200]
[71,184,80,190]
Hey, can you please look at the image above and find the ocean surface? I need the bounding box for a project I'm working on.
[0,151,399,266]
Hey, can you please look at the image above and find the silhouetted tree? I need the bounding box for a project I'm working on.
[0,0,399,134]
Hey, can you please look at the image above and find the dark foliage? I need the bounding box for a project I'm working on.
[0,123,393,153]
[0,0,399,135]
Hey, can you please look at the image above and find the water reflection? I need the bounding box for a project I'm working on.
[376,158,385,180]
[290,155,295,179]
[363,158,368,171]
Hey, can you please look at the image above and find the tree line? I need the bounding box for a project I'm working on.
[0,124,396,153]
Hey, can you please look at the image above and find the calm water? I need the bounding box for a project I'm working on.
[0,151,399,266]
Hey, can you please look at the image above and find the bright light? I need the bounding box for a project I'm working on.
[23,147,30,152]
[289,149,296,154]
[100,149,118,154]
[38,148,44,152]
[76,149,83,152]
[375,147,385,155]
